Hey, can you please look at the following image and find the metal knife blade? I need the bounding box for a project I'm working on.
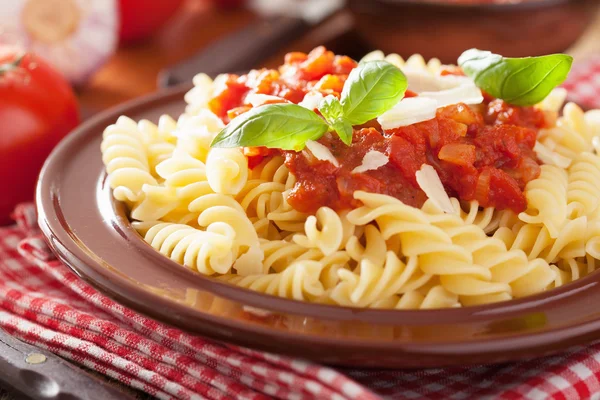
[157,0,345,87]
[0,327,136,400]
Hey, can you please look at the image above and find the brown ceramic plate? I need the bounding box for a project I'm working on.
[36,85,600,369]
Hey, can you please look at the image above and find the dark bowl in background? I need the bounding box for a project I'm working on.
[347,0,599,63]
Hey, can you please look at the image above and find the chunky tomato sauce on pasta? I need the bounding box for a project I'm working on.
[210,47,549,214]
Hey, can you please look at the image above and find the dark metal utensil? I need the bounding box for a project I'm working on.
[0,328,136,400]
[158,0,345,87]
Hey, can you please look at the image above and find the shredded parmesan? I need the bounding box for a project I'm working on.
[352,151,389,174]
[420,82,483,108]
[403,69,446,92]
[299,91,324,110]
[305,140,340,167]
[245,93,286,107]
[377,97,438,130]
[415,164,454,213]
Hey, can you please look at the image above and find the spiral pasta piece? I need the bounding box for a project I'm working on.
[423,202,554,301]
[448,198,499,234]
[237,180,286,220]
[136,222,237,275]
[494,217,587,263]
[267,191,310,233]
[131,151,209,222]
[567,152,600,218]
[346,224,387,269]
[184,73,217,116]
[101,116,158,203]
[218,260,326,301]
[174,110,224,162]
[538,103,600,160]
[206,148,249,195]
[137,115,177,176]
[361,51,442,75]
[293,207,355,256]
[331,253,435,307]
[348,192,495,296]
[370,286,460,310]
[518,164,568,238]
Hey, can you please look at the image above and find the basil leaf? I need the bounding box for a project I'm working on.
[458,49,573,106]
[318,95,353,144]
[331,118,353,146]
[211,103,329,151]
[341,60,408,126]
[318,95,343,122]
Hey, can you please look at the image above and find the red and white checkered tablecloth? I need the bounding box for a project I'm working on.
[563,56,600,110]
[3,208,600,400]
[2,58,600,400]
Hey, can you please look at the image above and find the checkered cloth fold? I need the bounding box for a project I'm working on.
[563,56,600,110]
[2,57,600,400]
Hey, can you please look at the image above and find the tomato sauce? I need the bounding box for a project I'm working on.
[284,129,428,213]
[209,47,549,214]
[209,46,357,122]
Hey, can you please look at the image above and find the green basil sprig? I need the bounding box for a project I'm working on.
[211,60,407,151]
[210,103,329,151]
[458,49,572,106]
[341,60,409,125]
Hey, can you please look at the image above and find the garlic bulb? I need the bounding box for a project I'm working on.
[0,0,118,85]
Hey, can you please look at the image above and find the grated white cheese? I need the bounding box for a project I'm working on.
[299,91,324,110]
[403,68,446,92]
[305,140,340,167]
[245,93,286,107]
[419,82,483,108]
[415,164,454,214]
[352,151,389,174]
[377,97,438,130]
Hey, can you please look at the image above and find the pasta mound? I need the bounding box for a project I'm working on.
[101,51,600,309]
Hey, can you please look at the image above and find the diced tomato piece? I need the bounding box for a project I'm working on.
[227,106,251,120]
[312,74,345,93]
[299,46,335,80]
[438,143,476,166]
[486,99,548,129]
[333,55,357,74]
[487,168,527,212]
[284,51,308,65]
[437,103,483,126]
[436,118,466,151]
[389,135,426,186]
[209,74,248,119]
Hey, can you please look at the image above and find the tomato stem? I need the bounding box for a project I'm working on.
[0,53,25,76]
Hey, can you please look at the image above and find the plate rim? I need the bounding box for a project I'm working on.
[35,85,600,367]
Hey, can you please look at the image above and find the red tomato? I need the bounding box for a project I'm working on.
[118,0,185,44]
[0,47,80,225]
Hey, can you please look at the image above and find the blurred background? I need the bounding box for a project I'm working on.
[0,0,600,225]
[3,0,600,115]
